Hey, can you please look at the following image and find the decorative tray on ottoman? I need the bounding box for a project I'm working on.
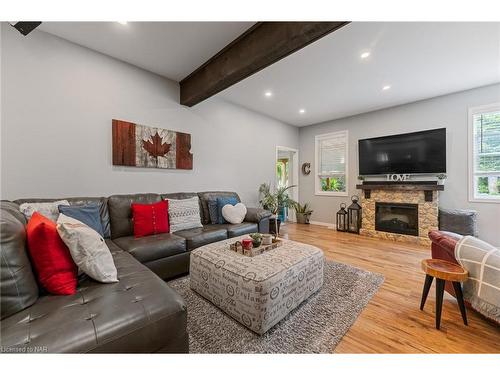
[230,239,283,257]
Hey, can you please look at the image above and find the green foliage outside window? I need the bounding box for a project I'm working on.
[477,177,490,194]
[320,176,346,192]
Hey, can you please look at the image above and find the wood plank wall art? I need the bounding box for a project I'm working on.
[112,119,193,170]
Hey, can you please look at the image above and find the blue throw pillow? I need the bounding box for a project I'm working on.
[216,197,238,224]
[58,204,104,236]
[207,199,219,224]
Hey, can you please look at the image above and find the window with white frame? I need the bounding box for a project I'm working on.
[315,131,348,196]
[469,103,500,202]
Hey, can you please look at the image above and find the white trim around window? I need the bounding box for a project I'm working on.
[468,103,500,204]
[314,130,349,197]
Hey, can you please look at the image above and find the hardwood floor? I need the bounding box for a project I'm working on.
[280,223,500,353]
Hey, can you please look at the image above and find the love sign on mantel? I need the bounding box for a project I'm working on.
[386,174,411,182]
[112,119,193,170]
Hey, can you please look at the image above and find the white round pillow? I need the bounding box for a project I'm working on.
[222,203,247,224]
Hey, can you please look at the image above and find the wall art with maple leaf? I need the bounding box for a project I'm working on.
[112,119,193,169]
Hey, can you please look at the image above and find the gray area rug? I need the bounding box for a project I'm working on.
[168,261,384,353]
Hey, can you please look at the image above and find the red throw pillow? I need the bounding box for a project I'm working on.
[26,212,78,295]
[131,200,169,237]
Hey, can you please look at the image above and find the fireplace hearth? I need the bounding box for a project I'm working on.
[375,202,418,236]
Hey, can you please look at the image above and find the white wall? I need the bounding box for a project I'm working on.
[0,23,299,206]
[299,84,500,245]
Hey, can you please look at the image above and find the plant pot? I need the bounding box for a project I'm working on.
[252,239,262,247]
[296,213,311,224]
[269,218,281,235]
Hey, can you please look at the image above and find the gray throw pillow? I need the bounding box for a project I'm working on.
[439,208,478,236]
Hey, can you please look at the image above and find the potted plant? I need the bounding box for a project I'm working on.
[292,202,313,224]
[258,183,296,237]
[358,175,365,183]
[437,173,447,185]
[249,233,263,247]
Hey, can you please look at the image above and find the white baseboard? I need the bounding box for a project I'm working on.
[309,220,336,229]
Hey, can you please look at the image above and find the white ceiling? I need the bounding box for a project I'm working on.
[218,22,500,126]
[39,22,500,127]
[39,22,254,81]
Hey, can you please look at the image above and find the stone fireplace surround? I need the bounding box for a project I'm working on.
[357,183,442,246]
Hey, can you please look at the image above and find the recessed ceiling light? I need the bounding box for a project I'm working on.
[117,21,128,25]
[264,91,273,98]
[299,109,306,114]
[360,51,371,59]
[382,85,391,91]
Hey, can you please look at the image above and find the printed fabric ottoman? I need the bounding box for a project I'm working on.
[189,236,324,335]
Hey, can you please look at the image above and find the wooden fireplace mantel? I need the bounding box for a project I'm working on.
[355,182,444,202]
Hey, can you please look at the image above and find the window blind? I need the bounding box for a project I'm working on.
[473,110,500,173]
[318,133,347,177]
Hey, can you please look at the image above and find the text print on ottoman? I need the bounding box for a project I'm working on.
[190,236,324,335]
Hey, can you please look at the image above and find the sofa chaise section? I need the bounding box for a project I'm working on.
[0,204,188,353]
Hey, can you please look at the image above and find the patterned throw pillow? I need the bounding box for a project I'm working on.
[57,214,118,283]
[167,197,203,233]
[20,200,70,221]
[207,198,219,224]
[216,197,238,224]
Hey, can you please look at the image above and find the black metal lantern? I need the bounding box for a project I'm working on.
[336,203,348,232]
[347,195,362,234]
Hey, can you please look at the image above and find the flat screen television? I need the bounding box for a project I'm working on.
[358,128,446,175]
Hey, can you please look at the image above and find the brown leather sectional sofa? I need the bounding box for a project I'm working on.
[0,191,271,353]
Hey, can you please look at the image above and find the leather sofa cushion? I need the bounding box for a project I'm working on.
[108,194,161,239]
[244,207,272,223]
[1,205,39,320]
[205,222,258,238]
[0,241,188,353]
[144,252,191,281]
[197,191,241,225]
[161,192,198,201]
[113,233,186,263]
[174,226,228,250]
[14,197,111,239]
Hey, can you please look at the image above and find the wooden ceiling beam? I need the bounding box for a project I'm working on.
[179,22,350,107]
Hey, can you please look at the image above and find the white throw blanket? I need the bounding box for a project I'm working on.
[455,236,500,323]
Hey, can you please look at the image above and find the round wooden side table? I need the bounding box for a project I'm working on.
[420,259,469,330]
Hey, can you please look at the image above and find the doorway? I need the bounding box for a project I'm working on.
[276,146,299,223]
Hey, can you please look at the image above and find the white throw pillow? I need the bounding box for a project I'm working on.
[222,203,247,224]
[167,197,203,232]
[56,214,118,283]
[20,200,70,221]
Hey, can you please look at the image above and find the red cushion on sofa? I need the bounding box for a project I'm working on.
[26,212,78,295]
[131,200,169,237]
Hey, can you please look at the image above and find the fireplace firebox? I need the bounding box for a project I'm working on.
[375,202,419,236]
